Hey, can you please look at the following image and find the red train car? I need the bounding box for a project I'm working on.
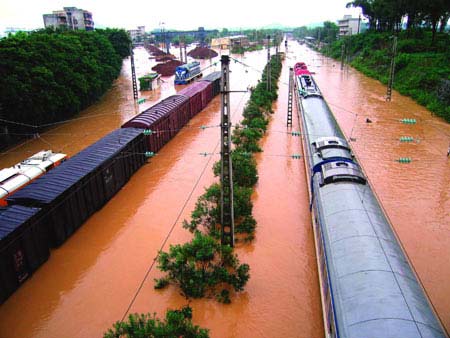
[294,62,310,76]
[177,81,213,117]
[122,95,190,152]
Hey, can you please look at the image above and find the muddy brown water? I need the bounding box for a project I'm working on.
[0,42,448,337]
[293,44,450,332]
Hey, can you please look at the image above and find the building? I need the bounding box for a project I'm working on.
[128,26,146,45]
[338,15,361,36]
[138,73,161,91]
[211,35,249,49]
[43,7,94,31]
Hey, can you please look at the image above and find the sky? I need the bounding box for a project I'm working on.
[0,0,361,34]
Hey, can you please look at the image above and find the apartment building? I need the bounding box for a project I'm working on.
[43,7,94,31]
[338,15,360,36]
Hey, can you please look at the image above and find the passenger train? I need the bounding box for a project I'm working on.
[0,72,221,303]
[294,62,447,338]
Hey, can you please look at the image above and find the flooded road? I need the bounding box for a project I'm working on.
[0,40,448,337]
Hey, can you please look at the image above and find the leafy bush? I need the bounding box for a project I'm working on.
[104,306,209,338]
[154,231,250,302]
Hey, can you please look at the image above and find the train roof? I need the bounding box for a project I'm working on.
[176,61,200,71]
[7,128,143,205]
[294,62,310,76]
[315,182,446,337]
[122,95,189,129]
[177,81,210,98]
[200,71,221,82]
[0,205,41,241]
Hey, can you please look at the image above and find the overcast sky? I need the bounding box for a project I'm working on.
[1,0,361,33]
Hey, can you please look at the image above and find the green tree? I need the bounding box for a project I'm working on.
[0,28,129,148]
[104,306,209,338]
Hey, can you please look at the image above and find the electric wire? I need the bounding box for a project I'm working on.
[119,145,215,322]
[119,87,249,321]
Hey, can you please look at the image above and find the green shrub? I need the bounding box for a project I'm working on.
[155,232,250,301]
[104,306,209,338]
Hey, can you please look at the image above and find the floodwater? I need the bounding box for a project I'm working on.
[0,40,448,338]
[293,44,450,331]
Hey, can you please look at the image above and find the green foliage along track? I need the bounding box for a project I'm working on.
[155,54,283,303]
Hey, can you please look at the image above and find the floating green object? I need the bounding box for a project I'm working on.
[137,98,146,104]
[400,136,414,142]
[143,129,153,135]
[291,131,301,136]
[145,151,155,158]
[200,125,207,130]
[397,157,412,163]
[291,154,302,159]
[400,118,416,124]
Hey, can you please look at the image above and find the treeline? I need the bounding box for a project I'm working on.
[324,30,450,122]
[293,22,340,43]
[0,28,130,148]
[347,0,449,39]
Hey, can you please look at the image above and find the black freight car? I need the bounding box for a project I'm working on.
[7,128,147,247]
[0,205,49,302]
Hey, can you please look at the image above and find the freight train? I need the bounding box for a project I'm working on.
[0,151,68,206]
[174,61,202,84]
[294,62,447,338]
[0,72,221,303]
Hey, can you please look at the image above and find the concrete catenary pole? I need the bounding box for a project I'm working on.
[220,55,235,247]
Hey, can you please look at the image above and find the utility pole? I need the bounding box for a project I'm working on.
[346,28,352,64]
[130,45,139,114]
[386,36,398,101]
[220,55,235,247]
[275,32,279,56]
[340,42,345,70]
[357,14,361,34]
[267,35,271,92]
[287,67,293,127]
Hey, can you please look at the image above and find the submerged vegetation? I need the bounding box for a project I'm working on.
[104,306,209,338]
[154,55,283,303]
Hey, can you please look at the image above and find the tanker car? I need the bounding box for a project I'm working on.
[0,150,67,206]
[293,62,447,338]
